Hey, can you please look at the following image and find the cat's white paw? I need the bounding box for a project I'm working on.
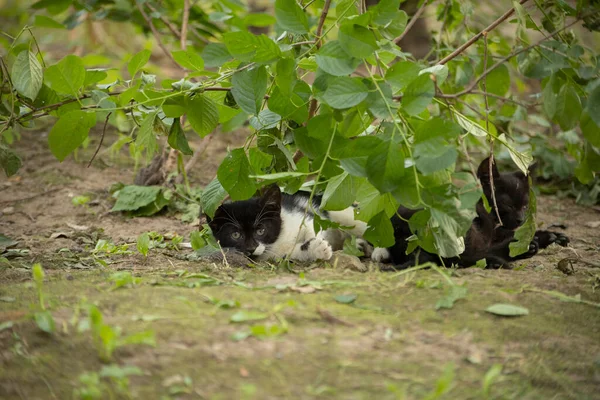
[372,247,391,262]
[356,238,373,257]
[309,237,333,261]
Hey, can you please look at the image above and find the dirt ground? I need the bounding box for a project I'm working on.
[1,129,599,400]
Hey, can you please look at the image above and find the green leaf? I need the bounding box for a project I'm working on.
[413,118,461,175]
[48,110,96,161]
[32,263,44,286]
[275,0,309,34]
[581,112,600,147]
[542,74,560,119]
[370,0,401,26]
[201,178,227,218]
[31,0,72,14]
[455,113,487,137]
[586,84,600,127]
[202,43,233,68]
[0,143,23,177]
[45,55,86,96]
[402,73,434,115]
[136,111,159,157]
[217,148,257,200]
[366,140,405,193]
[509,187,536,257]
[364,211,395,248]
[231,66,268,115]
[322,77,369,109]
[11,50,43,100]
[128,49,151,78]
[230,310,269,322]
[84,69,108,87]
[275,58,296,95]
[385,61,421,91]
[315,41,360,76]
[34,310,55,334]
[339,22,378,59]
[435,285,468,310]
[34,15,65,29]
[137,233,150,257]
[321,172,356,211]
[485,304,529,316]
[334,294,357,304]
[172,49,204,71]
[250,109,281,130]
[111,185,162,212]
[167,119,193,155]
[484,64,510,96]
[250,171,309,180]
[223,32,281,63]
[482,364,503,396]
[186,94,219,137]
[190,231,207,250]
[555,84,581,130]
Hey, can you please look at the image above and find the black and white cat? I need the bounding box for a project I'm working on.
[207,185,367,262]
[369,157,570,269]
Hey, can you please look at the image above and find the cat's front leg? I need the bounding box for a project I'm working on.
[290,237,333,261]
[371,247,391,262]
[534,230,569,249]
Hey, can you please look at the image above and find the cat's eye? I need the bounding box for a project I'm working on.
[231,231,241,240]
[256,227,266,236]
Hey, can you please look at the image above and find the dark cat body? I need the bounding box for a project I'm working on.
[375,157,569,269]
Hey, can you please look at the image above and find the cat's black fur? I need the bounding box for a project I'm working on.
[207,189,282,256]
[207,186,326,258]
[382,157,569,270]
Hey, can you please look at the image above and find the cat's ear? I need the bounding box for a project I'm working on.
[260,185,282,208]
[477,157,500,184]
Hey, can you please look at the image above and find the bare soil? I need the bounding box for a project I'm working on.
[1,130,599,400]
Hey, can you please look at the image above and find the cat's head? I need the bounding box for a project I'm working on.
[207,185,282,257]
[477,157,532,230]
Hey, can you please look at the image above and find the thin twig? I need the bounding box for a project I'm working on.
[87,112,112,168]
[180,0,190,50]
[136,1,181,69]
[442,16,585,98]
[438,0,529,65]
[15,92,121,122]
[395,0,431,44]
[481,32,503,226]
[314,0,332,49]
[145,2,182,40]
[185,134,213,172]
[438,90,531,107]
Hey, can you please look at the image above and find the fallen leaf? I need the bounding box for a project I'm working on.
[290,285,316,294]
[66,222,90,231]
[230,310,269,323]
[334,294,357,304]
[485,304,529,317]
[50,231,72,239]
[584,221,600,229]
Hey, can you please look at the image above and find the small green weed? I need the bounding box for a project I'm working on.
[31,264,55,334]
[108,271,140,290]
[231,300,296,341]
[81,305,155,362]
[73,365,143,400]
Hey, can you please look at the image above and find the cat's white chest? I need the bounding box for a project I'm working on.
[257,211,313,260]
